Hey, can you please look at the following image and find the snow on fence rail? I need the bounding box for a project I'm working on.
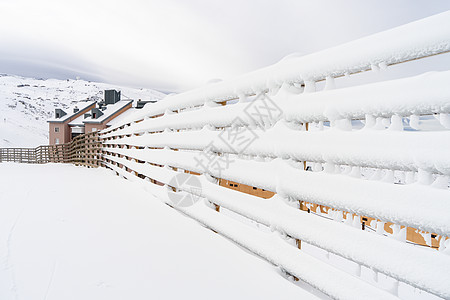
[102,71,450,138]
[98,12,450,300]
[103,124,450,176]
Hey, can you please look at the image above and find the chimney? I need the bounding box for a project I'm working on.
[104,89,121,105]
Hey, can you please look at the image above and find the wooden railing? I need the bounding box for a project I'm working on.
[0,147,39,163]
[0,131,102,167]
[67,131,103,167]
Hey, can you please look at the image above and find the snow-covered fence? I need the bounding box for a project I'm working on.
[0,132,102,167]
[99,12,450,300]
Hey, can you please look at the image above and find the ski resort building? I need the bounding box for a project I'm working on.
[47,101,96,145]
[48,90,137,145]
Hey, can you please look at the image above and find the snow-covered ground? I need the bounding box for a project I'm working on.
[0,74,165,148]
[0,163,323,300]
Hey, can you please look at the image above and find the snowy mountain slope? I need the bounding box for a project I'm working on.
[0,74,165,147]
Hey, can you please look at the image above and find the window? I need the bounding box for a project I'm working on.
[92,128,97,132]
[54,127,59,133]
[55,138,60,144]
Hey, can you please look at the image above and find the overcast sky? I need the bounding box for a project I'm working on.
[0,0,449,92]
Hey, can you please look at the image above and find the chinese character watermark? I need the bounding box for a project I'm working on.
[167,173,202,207]
[243,92,283,129]
[217,118,258,153]
[194,142,234,177]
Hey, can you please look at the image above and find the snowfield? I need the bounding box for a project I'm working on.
[0,163,322,300]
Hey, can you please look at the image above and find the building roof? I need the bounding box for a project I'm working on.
[47,101,96,123]
[106,108,138,127]
[68,114,85,127]
[83,100,133,124]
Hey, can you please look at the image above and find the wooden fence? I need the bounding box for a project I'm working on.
[0,131,102,167]
[97,12,450,300]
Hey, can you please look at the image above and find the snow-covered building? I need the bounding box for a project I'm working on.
[69,100,133,135]
[48,90,135,145]
[47,101,96,145]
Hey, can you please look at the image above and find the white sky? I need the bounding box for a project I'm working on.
[0,0,449,92]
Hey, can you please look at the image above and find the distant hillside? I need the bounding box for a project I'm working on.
[0,74,165,147]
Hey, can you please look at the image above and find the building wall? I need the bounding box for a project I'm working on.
[49,123,70,145]
[219,179,275,199]
[85,123,108,133]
